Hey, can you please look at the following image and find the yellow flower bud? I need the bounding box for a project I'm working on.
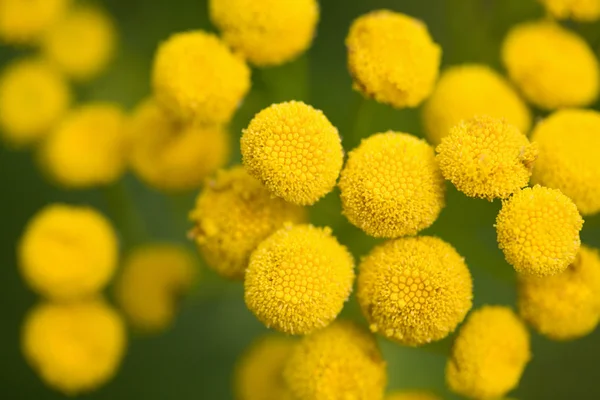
[0,0,69,45]
[538,0,600,21]
[385,390,442,400]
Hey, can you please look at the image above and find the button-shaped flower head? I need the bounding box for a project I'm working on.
[538,0,600,21]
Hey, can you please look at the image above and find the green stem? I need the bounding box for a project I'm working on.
[102,180,148,247]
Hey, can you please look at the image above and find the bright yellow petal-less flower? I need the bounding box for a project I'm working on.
[518,245,600,341]
[496,185,583,277]
[209,0,319,66]
[41,4,116,81]
[0,58,71,147]
[284,321,386,400]
[539,0,600,21]
[346,10,441,108]
[0,0,69,45]
[115,244,197,333]
[41,103,128,188]
[357,236,473,346]
[234,335,295,400]
[241,101,343,205]
[128,99,230,192]
[385,390,442,400]
[446,306,531,400]
[436,116,538,201]
[244,224,354,335]
[531,109,600,215]
[339,132,445,238]
[18,204,118,301]
[502,20,599,110]
[189,167,306,280]
[152,30,251,125]
[422,64,531,144]
[22,299,126,395]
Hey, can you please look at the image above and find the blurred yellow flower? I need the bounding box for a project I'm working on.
[539,0,600,21]
[385,390,442,400]
[0,0,70,45]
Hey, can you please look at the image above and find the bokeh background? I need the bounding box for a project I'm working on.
[1,0,600,398]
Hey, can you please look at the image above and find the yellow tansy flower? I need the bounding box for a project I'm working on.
[539,0,600,21]
[0,0,69,45]
[385,390,442,400]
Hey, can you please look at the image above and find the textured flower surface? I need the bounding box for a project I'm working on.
[538,0,600,21]
[244,224,354,334]
[385,390,442,400]
[283,321,386,400]
[0,0,69,44]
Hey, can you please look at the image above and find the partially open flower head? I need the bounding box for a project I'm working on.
[385,390,443,400]
[446,306,531,400]
[422,64,531,145]
[209,0,319,66]
[502,20,599,110]
[18,204,118,301]
[531,109,600,215]
[190,166,306,280]
[115,244,198,333]
[0,0,70,45]
[22,299,126,395]
[283,321,387,400]
[339,132,445,238]
[346,10,441,108]
[152,30,251,125]
[436,116,538,200]
[357,236,473,346]
[518,245,600,340]
[538,0,600,21]
[241,101,343,205]
[496,185,583,277]
[244,224,354,334]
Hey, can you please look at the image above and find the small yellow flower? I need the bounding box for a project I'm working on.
[234,335,295,400]
[0,58,71,147]
[152,30,251,125]
[357,236,473,346]
[18,204,118,301]
[346,10,441,108]
[209,0,319,66]
[446,306,531,400]
[40,103,128,188]
[0,0,69,45]
[284,321,387,400]
[436,116,538,200]
[538,0,600,21]
[422,64,531,144]
[41,4,116,81]
[518,245,600,340]
[502,20,599,110]
[189,167,306,280]
[244,224,354,335]
[115,244,197,333]
[22,299,126,395]
[128,99,230,192]
[531,108,600,215]
[339,132,445,238]
[385,390,442,400]
[496,185,583,277]
[241,101,343,205]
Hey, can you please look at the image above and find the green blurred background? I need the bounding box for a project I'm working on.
[1,0,600,398]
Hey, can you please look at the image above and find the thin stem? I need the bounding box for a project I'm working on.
[103,180,148,247]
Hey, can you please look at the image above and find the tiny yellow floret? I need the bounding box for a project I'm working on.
[128,99,230,192]
[18,204,118,301]
[41,5,116,81]
[0,0,69,45]
[152,30,251,125]
[422,64,531,144]
[385,390,442,400]
[244,224,354,334]
[189,167,306,280]
[115,244,197,333]
[436,116,538,200]
[358,236,473,346]
[241,101,343,205]
[41,103,128,188]
[446,306,531,400]
[502,20,599,110]
[22,299,126,395]
[339,132,445,238]
[496,185,583,276]
[346,10,441,108]
[234,335,295,400]
[283,321,387,400]
[518,245,600,340]
[531,109,600,215]
[0,58,71,147]
[209,0,319,66]
[539,0,600,21]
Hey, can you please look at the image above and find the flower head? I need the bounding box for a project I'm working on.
[385,390,442,400]
[339,132,445,238]
[0,0,69,45]
[538,0,600,21]
[244,224,354,334]
[241,101,343,205]
[357,236,472,346]
[496,185,583,276]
